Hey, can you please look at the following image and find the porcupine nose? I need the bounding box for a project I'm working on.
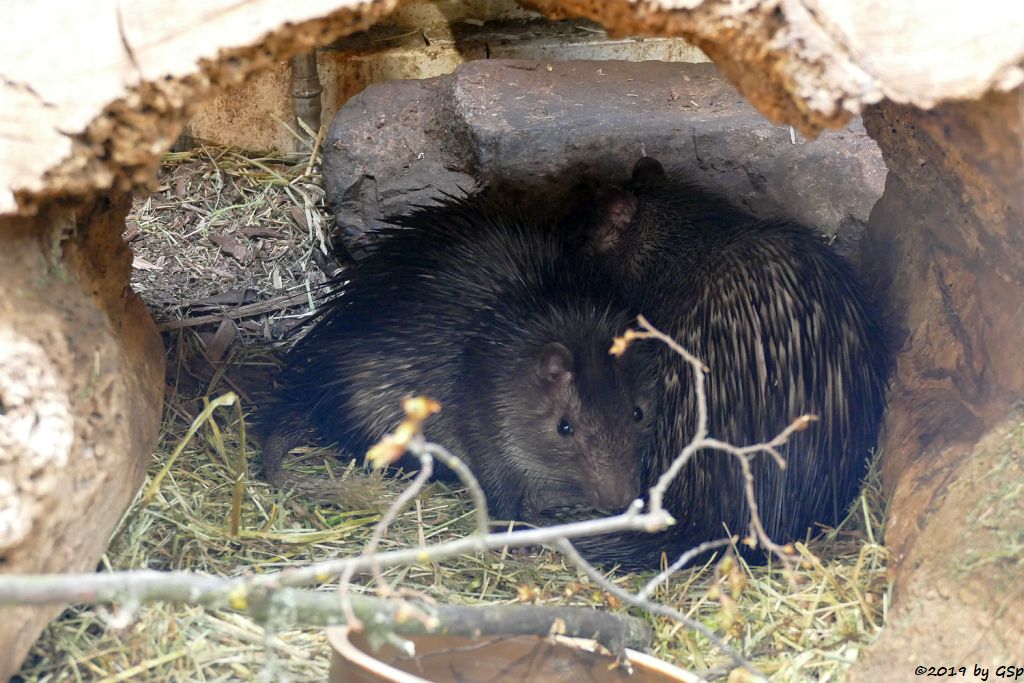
[589,474,639,511]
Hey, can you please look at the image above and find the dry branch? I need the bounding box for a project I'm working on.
[2,315,821,682]
[0,573,651,656]
[157,291,313,330]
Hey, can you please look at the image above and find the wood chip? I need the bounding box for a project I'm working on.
[209,234,248,261]
[289,205,309,231]
[132,255,163,271]
[240,226,289,240]
[203,319,237,364]
[123,218,141,243]
[181,202,209,216]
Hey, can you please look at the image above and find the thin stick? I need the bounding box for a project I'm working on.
[555,540,766,681]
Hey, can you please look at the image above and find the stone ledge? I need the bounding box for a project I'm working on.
[324,59,885,256]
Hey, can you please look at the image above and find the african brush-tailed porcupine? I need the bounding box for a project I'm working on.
[260,193,655,523]
[569,157,888,568]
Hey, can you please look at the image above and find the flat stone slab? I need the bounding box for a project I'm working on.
[324,59,886,255]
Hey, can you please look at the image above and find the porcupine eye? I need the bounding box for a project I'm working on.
[632,407,644,422]
[557,418,574,436]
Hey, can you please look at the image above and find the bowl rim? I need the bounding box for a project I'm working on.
[326,626,707,683]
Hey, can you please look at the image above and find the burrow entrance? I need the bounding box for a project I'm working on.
[15,11,1023,682]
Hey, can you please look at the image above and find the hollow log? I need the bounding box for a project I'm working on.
[0,0,398,676]
[0,0,1021,679]
[0,197,164,676]
[526,0,1024,134]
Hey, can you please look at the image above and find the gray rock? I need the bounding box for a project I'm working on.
[324,60,886,253]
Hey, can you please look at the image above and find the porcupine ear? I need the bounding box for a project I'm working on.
[587,184,638,254]
[536,343,574,388]
[632,156,666,182]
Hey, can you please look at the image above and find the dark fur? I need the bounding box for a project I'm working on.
[260,193,655,523]
[571,158,889,568]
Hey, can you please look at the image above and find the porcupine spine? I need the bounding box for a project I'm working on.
[572,159,888,569]
[259,192,656,521]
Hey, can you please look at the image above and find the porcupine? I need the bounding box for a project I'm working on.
[259,192,656,524]
[568,157,888,568]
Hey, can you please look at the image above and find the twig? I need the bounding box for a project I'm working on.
[0,573,651,656]
[157,292,311,330]
[620,315,807,575]
[700,416,817,571]
[335,430,496,648]
[338,449,436,632]
[272,500,666,588]
[421,440,491,537]
[555,540,767,682]
[639,538,738,600]
[7,316,819,678]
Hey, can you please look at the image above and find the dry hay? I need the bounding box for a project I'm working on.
[15,141,891,683]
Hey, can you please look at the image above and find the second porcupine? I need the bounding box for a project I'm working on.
[259,192,656,523]
[568,157,889,568]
